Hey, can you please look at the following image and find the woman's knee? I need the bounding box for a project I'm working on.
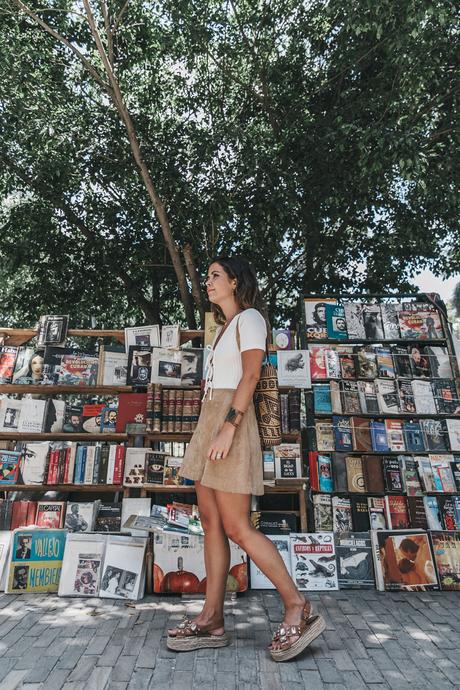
[199,510,224,535]
[221,519,252,546]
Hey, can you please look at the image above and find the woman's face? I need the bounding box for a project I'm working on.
[205,262,236,306]
[411,348,421,363]
[31,355,44,375]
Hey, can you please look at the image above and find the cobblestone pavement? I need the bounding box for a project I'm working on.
[0,590,459,689]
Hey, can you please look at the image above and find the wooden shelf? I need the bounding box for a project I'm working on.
[0,385,133,394]
[0,327,204,347]
[0,433,127,441]
[0,484,122,492]
[310,489,460,497]
[313,450,454,455]
[304,338,447,345]
[312,412,460,419]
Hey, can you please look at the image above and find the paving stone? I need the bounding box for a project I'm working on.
[299,669,325,689]
[66,654,98,682]
[112,656,137,682]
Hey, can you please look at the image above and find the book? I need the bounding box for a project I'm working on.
[332,496,353,533]
[382,456,403,493]
[304,298,336,340]
[367,497,387,530]
[120,498,151,537]
[0,347,18,384]
[343,303,366,339]
[369,421,389,452]
[6,528,66,593]
[408,344,431,378]
[123,448,147,487]
[18,442,50,485]
[64,502,99,532]
[380,303,401,339]
[313,384,332,414]
[403,422,425,452]
[94,503,122,532]
[0,451,22,485]
[398,302,443,339]
[420,418,449,452]
[332,416,353,452]
[150,347,183,386]
[289,533,338,591]
[438,496,457,530]
[407,496,428,529]
[447,419,460,451]
[397,380,416,414]
[116,393,147,432]
[370,530,439,591]
[251,512,298,535]
[315,420,335,452]
[345,455,365,493]
[423,496,443,529]
[340,381,361,414]
[58,533,107,597]
[17,399,47,434]
[375,348,395,378]
[101,348,128,386]
[351,417,373,452]
[362,455,385,493]
[384,495,410,529]
[161,325,180,349]
[362,304,384,339]
[429,531,460,590]
[355,347,378,379]
[432,379,460,414]
[308,345,329,379]
[274,444,303,480]
[126,345,152,386]
[357,380,379,414]
[412,379,436,414]
[312,494,333,531]
[332,453,348,492]
[181,348,204,386]
[10,502,37,531]
[277,350,310,387]
[384,420,405,452]
[324,349,341,379]
[330,380,342,414]
[450,460,460,491]
[43,399,66,433]
[81,403,105,433]
[339,352,356,379]
[335,532,375,588]
[59,353,99,386]
[400,457,423,496]
[125,325,160,349]
[376,379,399,414]
[35,501,66,528]
[425,346,453,379]
[144,451,168,484]
[272,329,292,350]
[325,304,347,339]
[37,314,69,348]
[416,457,437,492]
[392,346,413,379]
[262,450,275,480]
[100,407,117,434]
[350,497,371,531]
[99,535,147,600]
[429,454,456,493]
[249,535,291,589]
[62,405,83,433]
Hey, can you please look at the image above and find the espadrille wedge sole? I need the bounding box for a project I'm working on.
[167,632,230,651]
[270,614,326,662]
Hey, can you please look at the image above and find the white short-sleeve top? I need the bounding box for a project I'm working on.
[203,308,267,399]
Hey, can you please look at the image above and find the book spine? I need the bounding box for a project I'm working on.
[153,384,162,432]
[80,446,87,484]
[92,445,101,484]
[113,445,125,485]
[174,390,184,432]
[106,444,116,484]
[280,394,289,433]
[84,447,94,484]
[182,391,193,432]
[67,443,77,484]
[161,389,170,432]
[288,391,301,432]
[191,391,201,431]
[98,444,110,484]
[168,389,176,432]
[146,383,154,433]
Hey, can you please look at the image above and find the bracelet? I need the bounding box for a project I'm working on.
[225,407,245,428]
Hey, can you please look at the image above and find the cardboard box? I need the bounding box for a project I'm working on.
[153,530,247,593]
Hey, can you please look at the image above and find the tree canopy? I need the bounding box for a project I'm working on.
[0,0,458,329]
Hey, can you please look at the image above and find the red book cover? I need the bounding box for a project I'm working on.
[27,501,37,525]
[308,451,319,491]
[0,347,18,384]
[46,449,58,484]
[385,495,410,530]
[10,501,30,530]
[35,501,65,528]
[113,445,126,484]
[62,446,72,484]
[116,393,147,432]
[309,346,328,380]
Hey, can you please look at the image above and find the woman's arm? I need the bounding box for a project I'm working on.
[207,348,264,461]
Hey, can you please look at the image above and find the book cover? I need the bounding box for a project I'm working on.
[370,421,389,452]
[385,495,410,529]
[312,494,333,531]
[315,420,335,452]
[357,380,379,414]
[382,456,403,493]
[416,457,437,492]
[125,325,160,349]
[317,454,334,492]
[332,416,353,452]
[392,346,413,379]
[272,329,292,350]
[274,444,303,479]
[412,379,437,414]
[350,497,371,531]
[371,530,439,591]
[335,531,375,588]
[403,421,425,452]
[420,418,449,452]
[81,404,105,434]
[277,350,310,387]
[324,349,341,379]
[35,502,66,528]
[94,503,122,532]
[332,496,353,533]
[181,348,204,386]
[345,455,365,493]
[446,419,460,452]
[332,453,348,492]
[126,345,153,387]
[123,448,147,487]
[362,304,384,339]
[59,353,99,386]
[429,454,456,493]
[340,381,361,414]
[161,325,181,349]
[163,456,185,486]
[102,348,128,386]
[343,303,366,340]
[99,535,147,600]
[116,393,147,432]
[408,344,431,378]
[450,460,460,491]
[376,379,399,414]
[120,498,151,537]
[18,442,49,485]
[0,451,22,485]
[384,419,405,452]
[375,348,395,379]
[100,407,118,434]
[249,535,291,589]
[355,347,378,379]
[304,299,336,340]
[251,512,298,535]
[262,450,275,480]
[38,314,69,348]
[398,302,443,340]
[407,496,428,529]
[339,352,356,379]
[308,345,329,379]
[380,303,401,340]
[17,399,47,434]
[423,496,443,530]
[325,304,347,340]
[429,531,460,590]
[438,496,457,531]
[351,417,373,452]
[397,380,416,414]
[145,451,168,484]
[58,533,106,597]
[425,346,453,379]
[362,455,385,493]
[62,405,84,433]
[289,533,338,591]
[432,379,460,414]
[0,347,18,384]
[330,380,343,414]
[12,347,42,385]
[64,502,99,533]
[6,528,66,593]
[367,497,387,530]
[400,457,423,496]
[313,384,332,414]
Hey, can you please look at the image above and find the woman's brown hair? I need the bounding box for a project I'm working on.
[208,256,268,327]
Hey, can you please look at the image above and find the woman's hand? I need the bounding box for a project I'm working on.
[207,422,236,461]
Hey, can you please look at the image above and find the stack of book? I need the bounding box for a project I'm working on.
[145,384,201,434]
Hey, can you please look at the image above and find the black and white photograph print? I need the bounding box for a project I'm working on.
[3,406,19,429]
[65,504,89,532]
[73,556,101,596]
[15,536,31,560]
[161,324,180,349]
[180,348,204,386]
[362,304,384,339]
[126,345,153,386]
[158,360,181,379]
[12,564,29,590]
[276,350,311,388]
[100,566,137,598]
[304,299,336,340]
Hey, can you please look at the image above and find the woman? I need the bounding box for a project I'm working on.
[167,256,325,661]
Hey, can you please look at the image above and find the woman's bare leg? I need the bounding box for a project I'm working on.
[168,482,230,636]
[214,490,309,649]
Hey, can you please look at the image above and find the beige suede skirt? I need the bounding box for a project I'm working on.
[179,388,264,495]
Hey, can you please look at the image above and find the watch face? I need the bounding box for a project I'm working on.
[275,332,289,349]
